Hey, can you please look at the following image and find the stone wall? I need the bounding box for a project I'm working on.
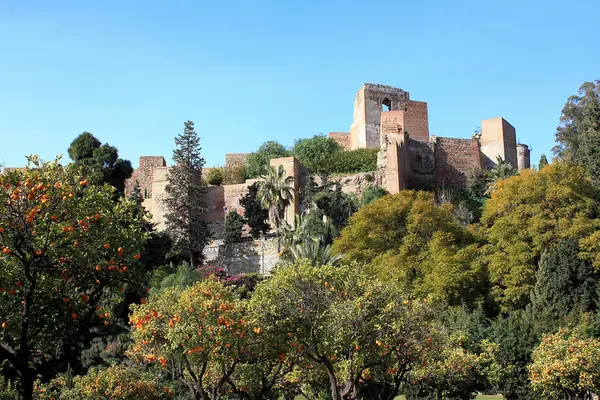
[434,137,481,190]
[328,132,351,150]
[204,237,279,275]
[126,156,166,198]
[404,100,430,142]
[225,153,249,168]
[328,171,382,197]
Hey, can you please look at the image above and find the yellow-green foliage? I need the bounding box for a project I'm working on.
[36,365,174,399]
[529,329,600,398]
[480,163,600,310]
[332,191,486,306]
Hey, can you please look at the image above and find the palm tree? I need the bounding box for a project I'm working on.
[485,156,518,195]
[257,165,294,244]
[287,240,342,266]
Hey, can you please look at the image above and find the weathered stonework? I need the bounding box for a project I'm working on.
[123,83,531,238]
[328,132,351,150]
[225,153,249,168]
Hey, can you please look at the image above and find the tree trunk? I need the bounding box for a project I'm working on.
[326,368,340,400]
[18,368,34,400]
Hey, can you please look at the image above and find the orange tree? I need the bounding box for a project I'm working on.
[479,162,600,310]
[249,261,442,400]
[404,334,499,400]
[529,329,600,399]
[35,364,175,400]
[0,156,148,400]
[129,278,292,400]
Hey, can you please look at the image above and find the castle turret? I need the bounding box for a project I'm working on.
[517,144,531,171]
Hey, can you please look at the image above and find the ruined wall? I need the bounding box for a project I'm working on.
[517,144,531,171]
[225,153,249,168]
[126,156,166,198]
[350,84,410,150]
[434,137,482,190]
[480,117,518,169]
[404,100,430,142]
[328,132,351,150]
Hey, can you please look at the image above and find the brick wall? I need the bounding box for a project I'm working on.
[435,137,481,189]
[328,132,351,150]
[404,100,429,142]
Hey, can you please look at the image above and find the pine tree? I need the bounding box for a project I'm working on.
[163,121,211,267]
[129,180,144,216]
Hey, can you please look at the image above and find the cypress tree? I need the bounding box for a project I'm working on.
[163,121,211,267]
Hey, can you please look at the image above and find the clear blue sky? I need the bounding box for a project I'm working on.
[1,0,598,169]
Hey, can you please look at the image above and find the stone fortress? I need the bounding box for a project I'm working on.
[125,83,531,234]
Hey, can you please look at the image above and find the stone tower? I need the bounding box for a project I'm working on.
[479,117,518,169]
[517,143,531,171]
[349,84,429,149]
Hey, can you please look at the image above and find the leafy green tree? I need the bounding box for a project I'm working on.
[333,191,485,307]
[292,134,340,176]
[480,163,600,310]
[239,182,270,238]
[538,154,549,169]
[250,261,442,400]
[325,148,379,174]
[0,156,148,400]
[245,141,289,179]
[530,329,600,399]
[279,213,334,263]
[67,132,133,197]
[163,121,211,267]
[553,80,600,187]
[313,182,358,233]
[206,168,224,185]
[404,336,499,400]
[130,279,291,400]
[530,238,599,333]
[360,185,388,206]
[257,165,294,239]
[224,211,244,245]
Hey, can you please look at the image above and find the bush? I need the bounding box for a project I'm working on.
[38,365,175,400]
[222,164,247,185]
[292,134,340,175]
[206,168,224,185]
[361,185,388,206]
[246,141,289,178]
[224,211,245,244]
[326,148,378,174]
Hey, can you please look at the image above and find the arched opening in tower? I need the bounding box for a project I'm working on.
[382,98,392,112]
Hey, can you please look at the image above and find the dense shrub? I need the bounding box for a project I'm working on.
[361,185,388,205]
[292,134,340,175]
[43,365,175,400]
[326,148,378,174]
[224,210,245,244]
[245,141,290,178]
[206,168,224,185]
[222,164,247,184]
